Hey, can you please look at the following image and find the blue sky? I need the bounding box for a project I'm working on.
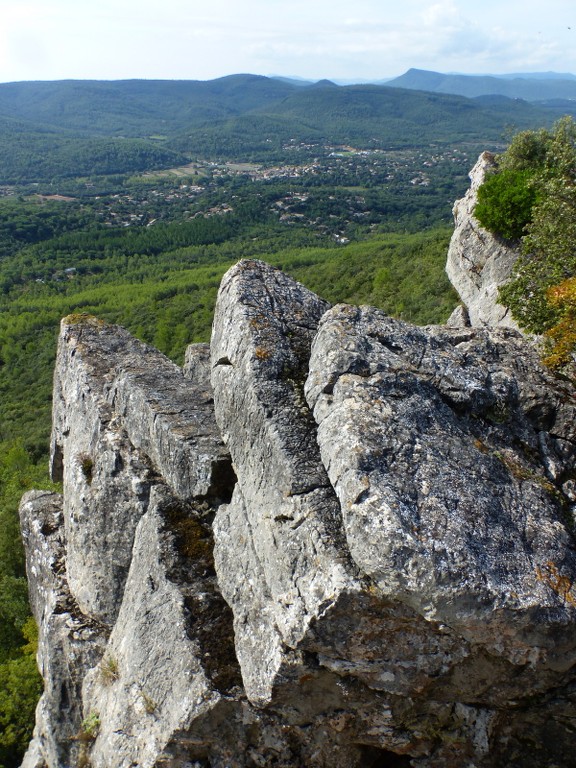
[0,0,574,83]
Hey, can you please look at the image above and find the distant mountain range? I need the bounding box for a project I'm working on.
[0,73,573,183]
[385,69,576,103]
[0,73,571,138]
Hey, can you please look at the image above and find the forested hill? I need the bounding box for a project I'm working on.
[0,75,297,135]
[248,83,555,144]
[0,75,565,182]
[386,68,576,103]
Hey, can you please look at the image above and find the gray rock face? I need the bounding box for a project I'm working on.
[19,490,107,768]
[20,265,576,768]
[306,305,576,683]
[210,260,362,704]
[182,342,211,388]
[446,152,521,329]
[82,486,242,768]
[49,316,232,625]
[21,316,238,768]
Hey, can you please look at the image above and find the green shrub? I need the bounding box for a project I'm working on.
[474,168,538,240]
[475,117,576,355]
[79,711,100,741]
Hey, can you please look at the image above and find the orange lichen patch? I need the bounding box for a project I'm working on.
[543,278,576,371]
[254,346,271,360]
[536,561,576,606]
[249,314,272,331]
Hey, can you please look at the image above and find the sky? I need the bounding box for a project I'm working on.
[0,0,574,84]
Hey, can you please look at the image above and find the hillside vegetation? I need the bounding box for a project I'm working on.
[474,116,576,372]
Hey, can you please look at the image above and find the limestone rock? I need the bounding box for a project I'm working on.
[182,341,211,388]
[49,316,232,625]
[82,486,243,768]
[210,259,361,703]
[446,152,521,329]
[20,265,576,768]
[305,305,576,694]
[210,261,576,766]
[445,303,470,328]
[19,490,107,768]
[21,316,238,767]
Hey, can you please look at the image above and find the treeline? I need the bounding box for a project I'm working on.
[0,131,187,184]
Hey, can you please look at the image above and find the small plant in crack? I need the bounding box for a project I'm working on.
[74,712,100,768]
[77,453,94,485]
[78,711,100,742]
[99,655,119,684]
[140,689,157,715]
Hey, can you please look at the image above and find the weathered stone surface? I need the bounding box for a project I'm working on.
[305,303,576,704]
[22,316,239,767]
[446,303,470,328]
[82,485,242,768]
[209,261,576,766]
[20,263,576,767]
[210,260,368,704]
[110,356,231,503]
[183,341,211,388]
[49,316,232,625]
[19,491,107,768]
[446,151,521,329]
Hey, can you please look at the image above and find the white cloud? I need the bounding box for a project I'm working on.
[0,0,574,82]
[422,1,464,27]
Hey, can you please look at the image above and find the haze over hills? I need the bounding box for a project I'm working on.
[2,61,576,768]
[386,68,576,103]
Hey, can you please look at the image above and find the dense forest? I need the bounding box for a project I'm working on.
[0,75,573,767]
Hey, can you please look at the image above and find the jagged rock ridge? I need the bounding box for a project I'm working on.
[20,260,576,768]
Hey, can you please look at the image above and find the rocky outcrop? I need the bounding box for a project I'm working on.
[20,262,576,767]
[19,490,106,768]
[446,151,521,329]
[22,317,238,768]
[211,261,362,704]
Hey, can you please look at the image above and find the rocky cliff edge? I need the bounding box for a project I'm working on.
[20,260,576,768]
[446,151,521,330]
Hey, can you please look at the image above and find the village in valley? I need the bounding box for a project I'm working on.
[6,143,476,237]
